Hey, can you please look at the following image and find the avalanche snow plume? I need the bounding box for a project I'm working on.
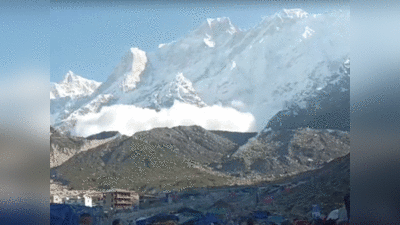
[72,101,256,137]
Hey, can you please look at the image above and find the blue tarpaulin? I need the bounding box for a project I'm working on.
[252,210,271,219]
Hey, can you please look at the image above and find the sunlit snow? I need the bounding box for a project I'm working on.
[50,71,101,99]
[120,48,147,92]
[283,9,309,19]
[302,26,315,39]
[231,61,236,70]
[203,34,215,47]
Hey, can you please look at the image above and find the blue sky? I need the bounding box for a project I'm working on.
[50,1,349,83]
[1,1,49,83]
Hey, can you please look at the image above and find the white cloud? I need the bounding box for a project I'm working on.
[73,100,256,137]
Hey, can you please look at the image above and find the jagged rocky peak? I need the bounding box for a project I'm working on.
[51,71,101,100]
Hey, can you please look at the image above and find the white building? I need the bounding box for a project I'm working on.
[50,195,63,204]
[83,193,104,207]
[84,195,93,207]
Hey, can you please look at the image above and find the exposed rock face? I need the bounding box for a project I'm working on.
[224,128,350,178]
[50,126,121,168]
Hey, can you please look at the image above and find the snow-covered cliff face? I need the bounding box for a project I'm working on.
[51,8,350,136]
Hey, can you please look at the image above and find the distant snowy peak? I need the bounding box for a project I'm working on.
[197,17,238,37]
[206,17,237,34]
[280,8,309,19]
[120,48,148,93]
[50,71,101,100]
[262,8,310,26]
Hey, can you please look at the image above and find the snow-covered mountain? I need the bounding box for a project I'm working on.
[51,8,350,137]
[50,71,102,126]
[50,71,101,100]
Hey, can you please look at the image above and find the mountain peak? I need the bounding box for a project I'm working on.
[280,8,309,19]
[51,71,102,100]
[63,71,75,83]
[120,47,148,92]
[206,17,231,27]
[197,17,237,36]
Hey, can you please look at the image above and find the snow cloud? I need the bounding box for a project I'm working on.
[72,101,256,137]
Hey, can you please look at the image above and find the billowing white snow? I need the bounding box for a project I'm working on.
[73,101,256,137]
[231,99,244,109]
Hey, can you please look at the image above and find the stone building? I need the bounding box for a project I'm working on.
[103,189,139,210]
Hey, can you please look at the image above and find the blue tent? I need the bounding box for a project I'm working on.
[50,204,101,225]
[251,210,271,220]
